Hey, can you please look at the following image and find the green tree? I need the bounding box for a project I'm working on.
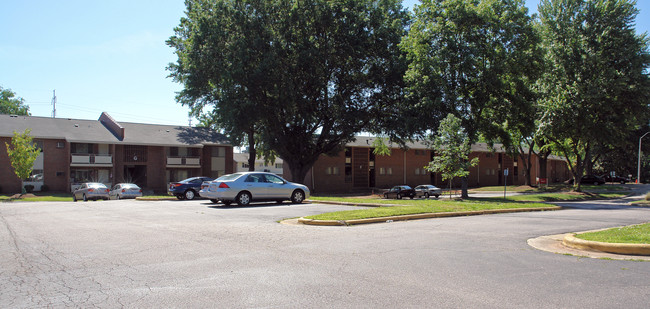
[0,86,30,115]
[426,114,479,198]
[168,0,409,182]
[5,129,41,194]
[402,0,541,195]
[537,0,650,191]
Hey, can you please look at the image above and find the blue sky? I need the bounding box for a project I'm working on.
[1,0,649,126]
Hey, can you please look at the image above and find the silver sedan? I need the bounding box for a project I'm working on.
[199,172,310,206]
[72,182,110,201]
[109,183,143,200]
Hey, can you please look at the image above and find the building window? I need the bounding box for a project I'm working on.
[415,149,427,156]
[379,167,385,175]
[326,167,340,175]
[344,147,352,183]
[124,145,147,163]
[275,163,283,169]
[211,147,225,157]
[242,163,249,168]
[415,167,427,175]
[56,142,65,149]
[387,167,393,175]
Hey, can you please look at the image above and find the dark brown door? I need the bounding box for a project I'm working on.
[353,148,369,188]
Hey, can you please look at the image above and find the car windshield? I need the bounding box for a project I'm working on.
[88,183,106,188]
[122,184,139,189]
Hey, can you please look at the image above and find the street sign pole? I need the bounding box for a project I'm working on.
[504,169,509,200]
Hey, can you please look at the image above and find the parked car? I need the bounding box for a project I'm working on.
[414,184,441,198]
[73,182,110,201]
[168,176,213,200]
[601,174,629,184]
[199,172,310,206]
[383,185,416,199]
[109,183,143,199]
[565,175,605,185]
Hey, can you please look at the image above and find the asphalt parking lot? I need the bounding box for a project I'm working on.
[1,198,649,308]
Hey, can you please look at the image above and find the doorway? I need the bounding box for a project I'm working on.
[124,165,147,188]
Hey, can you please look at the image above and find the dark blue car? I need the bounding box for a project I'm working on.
[168,176,213,200]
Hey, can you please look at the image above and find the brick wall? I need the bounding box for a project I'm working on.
[0,136,21,193]
[42,139,70,192]
[147,146,167,192]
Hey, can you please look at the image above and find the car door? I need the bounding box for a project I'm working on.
[263,174,289,199]
[244,174,268,199]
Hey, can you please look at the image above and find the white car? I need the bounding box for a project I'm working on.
[109,183,143,199]
[199,172,310,206]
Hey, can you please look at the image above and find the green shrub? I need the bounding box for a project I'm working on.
[24,184,34,193]
[40,184,49,192]
[646,193,650,201]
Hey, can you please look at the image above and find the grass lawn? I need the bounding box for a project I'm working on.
[0,193,72,202]
[575,223,650,244]
[470,184,628,192]
[489,192,628,202]
[306,197,552,221]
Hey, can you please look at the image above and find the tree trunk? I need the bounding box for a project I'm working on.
[247,129,256,172]
[461,176,468,198]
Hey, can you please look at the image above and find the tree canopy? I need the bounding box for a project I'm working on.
[537,0,650,190]
[401,0,541,195]
[168,0,410,182]
[5,129,41,193]
[1,86,30,115]
[426,114,479,198]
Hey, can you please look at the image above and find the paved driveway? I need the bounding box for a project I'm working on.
[1,198,649,308]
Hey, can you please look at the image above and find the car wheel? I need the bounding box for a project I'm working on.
[424,193,429,199]
[276,200,284,204]
[397,193,402,199]
[210,199,219,204]
[223,201,232,206]
[83,194,87,202]
[176,195,184,200]
[434,194,440,199]
[236,192,251,206]
[116,195,121,200]
[290,190,305,204]
[184,190,196,200]
[73,194,77,202]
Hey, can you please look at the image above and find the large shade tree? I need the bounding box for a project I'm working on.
[168,0,409,182]
[1,86,30,115]
[401,0,542,196]
[537,0,650,190]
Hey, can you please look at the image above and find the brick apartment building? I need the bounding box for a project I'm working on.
[286,137,570,193]
[0,113,233,194]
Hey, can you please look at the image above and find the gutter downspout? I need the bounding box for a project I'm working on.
[404,150,406,184]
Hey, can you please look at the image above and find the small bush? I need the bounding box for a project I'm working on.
[41,184,49,192]
[646,193,650,201]
[24,184,34,193]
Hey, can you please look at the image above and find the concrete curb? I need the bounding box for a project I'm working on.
[297,206,562,226]
[306,199,400,207]
[563,233,650,256]
[136,197,177,201]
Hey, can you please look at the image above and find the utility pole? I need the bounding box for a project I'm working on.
[51,90,56,118]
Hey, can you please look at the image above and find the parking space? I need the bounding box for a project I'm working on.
[1,199,649,308]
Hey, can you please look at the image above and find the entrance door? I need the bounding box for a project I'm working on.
[124,165,147,188]
[353,148,369,188]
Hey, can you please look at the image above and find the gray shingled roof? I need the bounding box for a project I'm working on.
[0,114,230,147]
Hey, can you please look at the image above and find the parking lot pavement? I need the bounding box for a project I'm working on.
[1,199,649,308]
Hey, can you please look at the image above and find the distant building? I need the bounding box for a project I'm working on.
[0,113,233,193]
[233,153,283,174]
[284,137,570,193]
